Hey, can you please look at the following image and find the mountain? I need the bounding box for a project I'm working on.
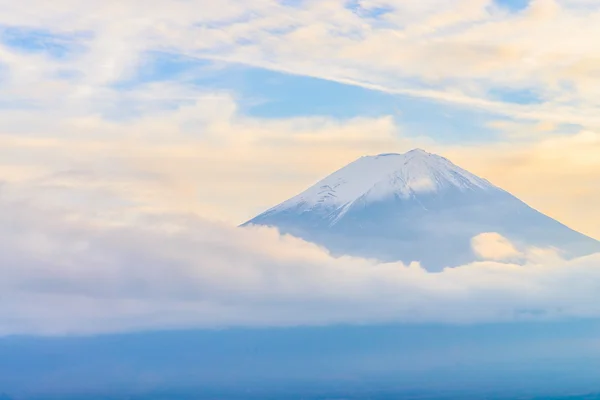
[243,149,600,271]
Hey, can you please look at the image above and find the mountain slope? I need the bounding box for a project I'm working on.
[243,149,600,271]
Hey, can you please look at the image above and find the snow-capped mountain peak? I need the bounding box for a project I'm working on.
[271,149,494,214]
[244,148,600,271]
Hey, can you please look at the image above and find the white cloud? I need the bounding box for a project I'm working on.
[4,0,600,126]
[471,232,523,260]
[1,180,600,336]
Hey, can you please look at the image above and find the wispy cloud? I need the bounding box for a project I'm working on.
[4,0,600,121]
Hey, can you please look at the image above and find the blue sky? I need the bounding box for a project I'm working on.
[0,25,89,59]
[120,52,510,144]
[495,0,531,11]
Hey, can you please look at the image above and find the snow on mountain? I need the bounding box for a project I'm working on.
[268,149,493,216]
[243,149,600,271]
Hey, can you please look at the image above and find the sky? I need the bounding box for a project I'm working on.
[2,0,600,335]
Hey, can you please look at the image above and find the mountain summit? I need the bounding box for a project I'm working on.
[244,149,600,270]
[263,149,494,216]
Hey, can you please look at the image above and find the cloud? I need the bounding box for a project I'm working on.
[471,232,524,260]
[5,0,600,126]
[1,180,600,336]
[172,0,600,126]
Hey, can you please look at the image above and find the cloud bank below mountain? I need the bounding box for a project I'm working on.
[1,182,600,336]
